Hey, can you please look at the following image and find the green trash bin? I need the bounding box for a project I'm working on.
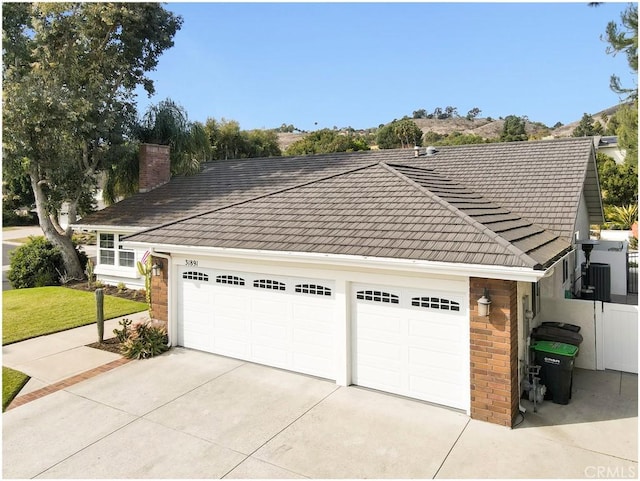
[531,340,579,405]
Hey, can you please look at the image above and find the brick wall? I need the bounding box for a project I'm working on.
[469,277,519,427]
[139,144,171,193]
[150,256,168,324]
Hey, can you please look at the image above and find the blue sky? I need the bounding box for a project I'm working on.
[136,2,637,131]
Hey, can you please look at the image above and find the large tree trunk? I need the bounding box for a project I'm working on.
[29,169,85,280]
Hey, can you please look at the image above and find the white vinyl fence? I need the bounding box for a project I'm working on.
[539,297,638,374]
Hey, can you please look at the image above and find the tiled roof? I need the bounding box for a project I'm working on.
[126,161,571,269]
[404,138,603,239]
[75,150,396,228]
[78,137,601,269]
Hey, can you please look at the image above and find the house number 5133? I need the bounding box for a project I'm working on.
[185,259,198,267]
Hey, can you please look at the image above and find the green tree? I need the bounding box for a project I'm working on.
[394,119,424,148]
[217,119,248,160]
[466,107,482,121]
[613,103,638,165]
[499,115,528,142]
[572,113,604,137]
[135,99,211,175]
[245,130,282,158]
[3,3,182,279]
[376,119,423,149]
[285,129,370,155]
[597,152,638,206]
[412,109,427,119]
[602,3,638,100]
[441,132,490,146]
[103,99,211,204]
[2,172,38,226]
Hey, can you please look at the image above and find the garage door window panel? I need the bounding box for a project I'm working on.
[295,284,332,296]
[411,296,460,312]
[356,290,399,304]
[183,271,209,281]
[216,275,245,286]
[254,279,286,290]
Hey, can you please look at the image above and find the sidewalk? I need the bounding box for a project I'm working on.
[3,311,148,409]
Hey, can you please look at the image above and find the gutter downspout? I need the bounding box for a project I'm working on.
[150,248,173,347]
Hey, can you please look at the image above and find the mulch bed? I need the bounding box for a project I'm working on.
[86,337,123,354]
[66,281,145,355]
[66,280,146,302]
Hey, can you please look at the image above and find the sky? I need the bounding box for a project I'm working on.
[135,2,637,132]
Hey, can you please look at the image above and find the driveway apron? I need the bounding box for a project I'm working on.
[3,348,637,479]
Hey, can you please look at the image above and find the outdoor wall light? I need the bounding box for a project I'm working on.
[477,288,491,317]
[152,261,163,277]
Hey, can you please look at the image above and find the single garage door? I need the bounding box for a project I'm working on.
[178,267,336,380]
[352,284,468,410]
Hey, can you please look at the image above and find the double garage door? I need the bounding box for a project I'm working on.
[178,267,468,410]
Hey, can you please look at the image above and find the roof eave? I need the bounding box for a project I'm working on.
[70,224,148,234]
[123,240,553,282]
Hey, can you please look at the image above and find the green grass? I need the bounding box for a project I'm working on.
[2,286,147,345]
[3,366,30,411]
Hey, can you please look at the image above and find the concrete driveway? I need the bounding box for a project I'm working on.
[3,349,638,479]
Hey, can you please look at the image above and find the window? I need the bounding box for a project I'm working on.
[99,233,115,265]
[295,284,332,296]
[216,275,245,286]
[183,271,209,281]
[356,290,399,304]
[118,243,135,268]
[99,233,135,268]
[253,279,286,290]
[411,296,460,311]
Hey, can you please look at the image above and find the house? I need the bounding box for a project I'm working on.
[73,137,604,427]
[595,135,626,164]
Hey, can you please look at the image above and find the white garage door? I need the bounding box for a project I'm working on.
[353,284,468,410]
[178,267,336,380]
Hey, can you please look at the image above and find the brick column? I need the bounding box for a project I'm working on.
[139,143,171,193]
[469,277,519,427]
[150,255,168,325]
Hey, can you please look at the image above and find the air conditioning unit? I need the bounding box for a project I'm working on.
[582,262,611,302]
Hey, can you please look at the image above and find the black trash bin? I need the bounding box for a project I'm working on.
[531,340,579,405]
[531,324,583,347]
[540,321,581,333]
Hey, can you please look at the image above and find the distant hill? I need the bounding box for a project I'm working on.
[276,104,625,150]
[546,104,623,138]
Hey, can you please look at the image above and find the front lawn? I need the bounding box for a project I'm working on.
[3,286,147,345]
[2,367,29,411]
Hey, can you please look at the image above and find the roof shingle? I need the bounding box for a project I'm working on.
[76,137,601,270]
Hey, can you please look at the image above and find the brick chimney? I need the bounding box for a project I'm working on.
[139,143,171,193]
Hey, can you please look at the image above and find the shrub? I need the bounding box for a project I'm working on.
[117,281,126,293]
[2,209,37,227]
[120,322,169,359]
[8,237,88,289]
[113,318,133,342]
[604,204,638,230]
[8,237,63,289]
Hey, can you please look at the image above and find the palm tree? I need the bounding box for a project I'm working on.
[103,99,211,204]
[135,99,211,175]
